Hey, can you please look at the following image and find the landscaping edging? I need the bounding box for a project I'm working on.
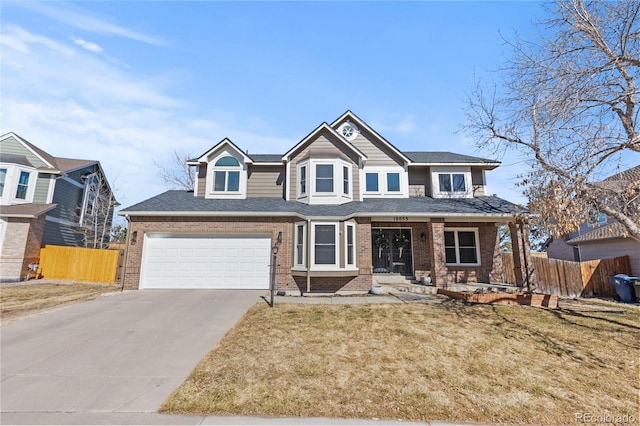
[437,289,559,308]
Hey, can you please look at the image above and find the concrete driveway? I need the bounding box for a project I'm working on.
[1,289,264,422]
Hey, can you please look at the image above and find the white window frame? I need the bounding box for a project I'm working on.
[345,222,357,268]
[298,159,353,205]
[311,222,340,269]
[0,164,37,205]
[362,167,407,198]
[205,150,247,199]
[431,166,472,199]
[294,221,307,268]
[444,228,480,266]
[298,164,307,198]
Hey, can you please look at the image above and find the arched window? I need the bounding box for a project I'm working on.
[213,156,240,192]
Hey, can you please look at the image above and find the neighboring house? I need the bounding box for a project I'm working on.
[546,166,640,276]
[0,132,117,282]
[119,111,526,293]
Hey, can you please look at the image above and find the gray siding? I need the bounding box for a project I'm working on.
[42,219,84,247]
[0,135,51,168]
[288,133,360,201]
[408,166,430,197]
[471,168,486,196]
[331,120,404,167]
[50,179,84,222]
[247,165,285,198]
[578,238,640,277]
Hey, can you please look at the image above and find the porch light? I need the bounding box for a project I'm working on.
[277,231,283,244]
[131,231,138,245]
[421,232,426,242]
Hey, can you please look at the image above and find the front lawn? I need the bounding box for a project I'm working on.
[1,282,119,323]
[161,300,639,424]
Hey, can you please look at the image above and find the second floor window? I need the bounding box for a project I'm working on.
[213,156,240,192]
[15,171,30,199]
[0,168,6,197]
[315,164,334,193]
[439,173,466,193]
[366,173,379,192]
[300,165,307,195]
[387,173,400,192]
[343,166,349,195]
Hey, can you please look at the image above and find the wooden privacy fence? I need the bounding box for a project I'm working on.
[500,252,630,298]
[38,245,123,284]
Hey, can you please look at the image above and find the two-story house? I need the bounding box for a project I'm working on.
[0,133,117,282]
[119,111,525,292]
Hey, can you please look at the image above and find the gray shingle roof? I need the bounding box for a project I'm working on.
[249,154,283,163]
[120,191,524,218]
[403,151,499,164]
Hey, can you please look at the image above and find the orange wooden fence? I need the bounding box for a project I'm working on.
[38,245,122,284]
[500,252,629,298]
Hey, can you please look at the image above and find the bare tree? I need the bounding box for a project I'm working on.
[155,148,196,190]
[464,0,640,239]
[73,171,119,249]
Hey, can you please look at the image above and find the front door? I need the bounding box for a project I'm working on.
[371,228,413,276]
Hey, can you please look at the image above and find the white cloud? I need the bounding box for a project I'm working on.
[70,36,103,53]
[15,1,165,46]
[0,24,292,209]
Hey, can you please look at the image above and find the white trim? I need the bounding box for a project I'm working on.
[310,222,340,270]
[196,138,253,164]
[294,221,307,268]
[0,164,37,205]
[204,149,247,199]
[345,221,356,267]
[295,159,353,205]
[46,176,56,203]
[282,122,367,162]
[431,166,472,199]
[362,166,408,198]
[285,161,291,201]
[444,227,481,266]
[330,111,412,164]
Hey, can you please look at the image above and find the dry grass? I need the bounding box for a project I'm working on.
[1,282,119,322]
[162,300,639,424]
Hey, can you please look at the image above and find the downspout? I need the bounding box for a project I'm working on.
[306,218,311,294]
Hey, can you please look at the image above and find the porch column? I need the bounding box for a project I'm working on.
[428,219,448,287]
[509,218,534,290]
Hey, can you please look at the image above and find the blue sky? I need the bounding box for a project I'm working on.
[2,1,555,210]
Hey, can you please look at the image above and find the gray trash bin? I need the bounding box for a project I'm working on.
[611,274,637,303]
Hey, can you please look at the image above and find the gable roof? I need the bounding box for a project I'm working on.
[191,138,254,164]
[566,222,636,244]
[0,132,97,173]
[282,122,367,162]
[331,110,412,165]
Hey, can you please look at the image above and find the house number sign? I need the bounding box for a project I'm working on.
[393,217,409,221]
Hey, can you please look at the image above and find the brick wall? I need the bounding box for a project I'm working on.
[0,216,46,282]
[123,216,298,290]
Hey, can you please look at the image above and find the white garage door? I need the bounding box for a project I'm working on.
[140,234,271,289]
